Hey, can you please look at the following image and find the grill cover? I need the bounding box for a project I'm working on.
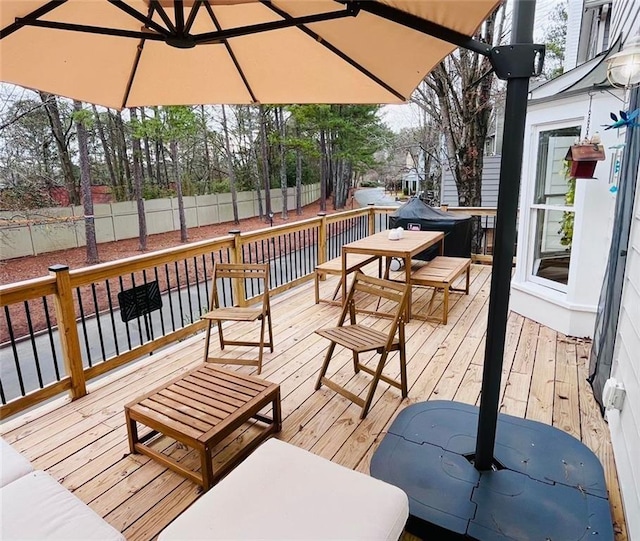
[389,197,472,260]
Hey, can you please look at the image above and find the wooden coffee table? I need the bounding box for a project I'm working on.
[125,364,281,490]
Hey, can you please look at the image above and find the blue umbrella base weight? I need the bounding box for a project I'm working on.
[370,401,613,540]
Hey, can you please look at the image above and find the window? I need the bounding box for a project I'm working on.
[529,126,581,289]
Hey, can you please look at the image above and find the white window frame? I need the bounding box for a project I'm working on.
[526,122,582,293]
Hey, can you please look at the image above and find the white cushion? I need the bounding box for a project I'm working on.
[0,470,125,540]
[0,437,33,488]
[159,438,408,540]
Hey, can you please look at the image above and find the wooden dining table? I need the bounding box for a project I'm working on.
[341,229,445,320]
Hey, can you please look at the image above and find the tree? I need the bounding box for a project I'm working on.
[275,106,289,220]
[542,1,568,80]
[259,105,272,221]
[72,101,99,264]
[129,107,148,251]
[39,92,78,204]
[221,104,240,224]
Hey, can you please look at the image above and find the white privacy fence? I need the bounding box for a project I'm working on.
[0,184,320,260]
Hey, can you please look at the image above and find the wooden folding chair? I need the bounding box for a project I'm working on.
[314,271,411,419]
[202,263,273,374]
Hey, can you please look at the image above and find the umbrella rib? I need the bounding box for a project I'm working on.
[121,3,157,109]
[0,0,65,40]
[11,19,165,42]
[109,0,170,37]
[350,1,491,57]
[262,2,406,102]
[152,3,177,34]
[203,3,258,103]
[184,1,203,35]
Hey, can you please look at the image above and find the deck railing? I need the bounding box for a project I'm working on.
[0,205,497,418]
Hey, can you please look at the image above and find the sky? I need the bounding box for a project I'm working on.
[380,0,561,132]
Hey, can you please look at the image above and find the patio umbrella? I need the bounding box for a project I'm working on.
[1,0,546,520]
[0,0,499,110]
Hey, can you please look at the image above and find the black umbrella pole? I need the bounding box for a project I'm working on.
[474,0,536,471]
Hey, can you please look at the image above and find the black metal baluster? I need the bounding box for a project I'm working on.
[193,257,203,318]
[130,273,146,344]
[174,262,185,328]
[247,244,255,298]
[277,236,285,286]
[154,267,166,336]
[183,260,194,324]
[23,301,44,388]
[4,307,25,397]
[91,283,107,362]
[76,287,93,367]
[42,297,61,381]
[104,280,120,357]
[142,270,155,340]
[164,264,176,332]
[118,276,133,350]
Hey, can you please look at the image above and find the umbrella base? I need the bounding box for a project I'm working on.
[371,401,613,540]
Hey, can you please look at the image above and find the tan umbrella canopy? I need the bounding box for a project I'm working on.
[1,0,498,109]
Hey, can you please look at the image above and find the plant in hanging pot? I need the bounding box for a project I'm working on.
[564,134,605,179]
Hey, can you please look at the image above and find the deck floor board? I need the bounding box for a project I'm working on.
[1,265,627,540]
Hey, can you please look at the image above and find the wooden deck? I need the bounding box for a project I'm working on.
[0,264,627,540]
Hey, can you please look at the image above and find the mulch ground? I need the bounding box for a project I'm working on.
[0,200,336,285]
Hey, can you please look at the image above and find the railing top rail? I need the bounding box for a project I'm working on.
[324,208,369,224]
[69,235,236,286]
[0,275,56,307]
[239,215,323,243]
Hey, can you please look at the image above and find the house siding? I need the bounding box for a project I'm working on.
[440,155,501,207]
[608,168,640,539]
[565,0,584,71]
[611,0,640,44]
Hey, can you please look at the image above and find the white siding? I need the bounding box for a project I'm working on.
[611,0,640,43]
[565,0,584,71]
[441,155,501,207]
[609,166,640,540]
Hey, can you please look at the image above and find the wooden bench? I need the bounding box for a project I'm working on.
[314,253,379,305]
[409,256,471,325]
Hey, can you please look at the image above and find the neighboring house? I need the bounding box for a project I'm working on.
[401,149,423,195]
[511,0,639,536]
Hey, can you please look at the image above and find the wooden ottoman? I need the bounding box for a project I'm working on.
[125,364,281,490]
[158,439,409,540]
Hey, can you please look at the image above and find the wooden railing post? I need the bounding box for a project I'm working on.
[229,229,246,306]
[317,212,327,265]
[368,203,376,234]
[49,264,87,399]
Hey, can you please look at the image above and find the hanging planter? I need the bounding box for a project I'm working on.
[564,142,606,179]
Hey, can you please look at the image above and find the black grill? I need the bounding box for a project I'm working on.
[389,197,472,260]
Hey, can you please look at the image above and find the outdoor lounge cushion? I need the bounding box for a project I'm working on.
[0,437,33,488]
[0,470,125,540]
[159,438,409,540]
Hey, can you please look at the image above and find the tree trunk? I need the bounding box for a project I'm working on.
[73,101,99,264]
[130,107,148,251]
[170,139,188,243]
[221,105,240,224]
[115,111,132,198]
[259,105,272,221]
[141,107,154,183]
[253,145,264,219]
[319,129,327,212]
[154,107,164,187]
[92,105,118,196]
[295,144,302,215]
[200,105,212,189]
[277,107,288,220]
[39,91,79,205]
